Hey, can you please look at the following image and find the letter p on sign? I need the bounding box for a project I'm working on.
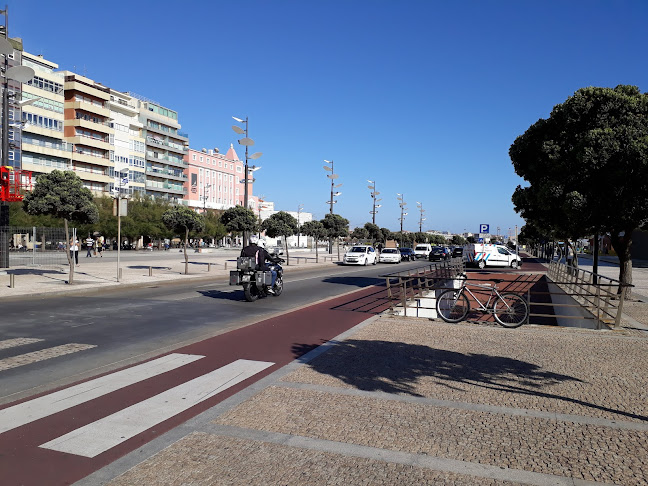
[479,224,489,233]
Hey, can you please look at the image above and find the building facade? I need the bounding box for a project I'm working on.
[20,52,67,177]
[185,144,255,211]
[134,94,189,203]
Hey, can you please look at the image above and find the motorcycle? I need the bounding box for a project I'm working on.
[230,255,285,302]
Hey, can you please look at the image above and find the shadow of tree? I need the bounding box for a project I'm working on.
[127,265,172,270]
[321,276,385,287]
[291,339,647,421]
[7,268,64,276]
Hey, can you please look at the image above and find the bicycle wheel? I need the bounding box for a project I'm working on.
[493,292,529,328]
[436,289,470,323]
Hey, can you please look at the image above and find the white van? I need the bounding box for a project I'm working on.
[464,244,522,269]
[413,243,433,259]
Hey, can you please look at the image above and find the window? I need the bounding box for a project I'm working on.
[192,154,196,160]
[200,156,203,162]
[236,166,242,173]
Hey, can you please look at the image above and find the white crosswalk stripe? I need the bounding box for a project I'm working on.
[0,343,96,371]
[0,338,44,350]
[0,353,204,434]
[40,359,273,458]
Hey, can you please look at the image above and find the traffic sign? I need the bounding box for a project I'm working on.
[479,224,489,233]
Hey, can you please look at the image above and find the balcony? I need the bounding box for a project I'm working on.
[145,167,187,181]
[145,181,185,195]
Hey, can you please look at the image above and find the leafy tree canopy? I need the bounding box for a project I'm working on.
[220,205,257,234]
[321,213,349,238]
[162,206,205,236]
[350,227,369,241]
[261,211,298,239]
[301,220,327,241]
[23,170,98,224]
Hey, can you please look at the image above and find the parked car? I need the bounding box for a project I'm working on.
[378,248,400,263]
[429,246,451,261]
[451,247,464,258]
[399,248,416,261]
[342,245,378,265]
[413,243,433,259]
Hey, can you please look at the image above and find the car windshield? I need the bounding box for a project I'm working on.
[432,247,443,251]
[382,249,397,254]
[415,246,427,250]
[350,247,367,253]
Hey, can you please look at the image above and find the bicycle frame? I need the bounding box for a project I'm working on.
[457,281,506,314]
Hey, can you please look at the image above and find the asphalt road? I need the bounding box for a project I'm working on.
[0,259,421,405]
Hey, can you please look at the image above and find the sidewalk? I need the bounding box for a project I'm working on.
[87,316,648,486]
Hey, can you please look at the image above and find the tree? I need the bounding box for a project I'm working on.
[301,220,327,261]
[363,223,383,245]
[451,235,467,246]
[220,206,257,244]
[510,85,648,296]
[261,211,298,262]
[380,227,393,243]
[22,170,98,284]
[350,227,369,242]
[322,213,349,258]
[162,206,205,274]
[414,232,428,245]
[201,210,228,245]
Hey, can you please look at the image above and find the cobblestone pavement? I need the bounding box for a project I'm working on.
[98,318,648,486]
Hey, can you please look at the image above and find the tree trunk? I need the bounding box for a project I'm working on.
[64,219,74,284]
[184,227,189,275]
[610,230,633,299]
[315,238,319,263]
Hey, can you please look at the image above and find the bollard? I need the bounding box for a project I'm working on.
[9,274,14,288]
[208,263,211,272]
[224,262,227,270]
[149,266,153,276]
[119,268,122,280]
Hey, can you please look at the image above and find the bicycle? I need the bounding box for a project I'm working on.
[435,275,529,328]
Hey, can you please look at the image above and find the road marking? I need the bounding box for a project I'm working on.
[40,359,274,458]
[0,343,96,372]
[0,353,204,434]
[0,338,44,350]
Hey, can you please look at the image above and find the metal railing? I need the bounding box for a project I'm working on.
[0,226,70,268]
[383,258,465,314]
[546,260,632,329]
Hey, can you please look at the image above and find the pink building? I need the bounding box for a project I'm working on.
[184,144,257,212]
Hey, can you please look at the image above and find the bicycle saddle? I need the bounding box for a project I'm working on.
[491,279,505,284]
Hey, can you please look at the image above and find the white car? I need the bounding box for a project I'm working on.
[343,245,378,265]
[378,248,401,263]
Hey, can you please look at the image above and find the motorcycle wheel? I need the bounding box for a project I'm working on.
[271,277,283,296]
[243,283,259,302]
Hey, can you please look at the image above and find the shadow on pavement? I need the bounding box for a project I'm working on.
[127,265,172,270]
[291,338,647,421]
[198,289,245,301]
[321,276,385,287]
[7,268,64,276]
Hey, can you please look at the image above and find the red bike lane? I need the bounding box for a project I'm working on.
[0,285,393,486]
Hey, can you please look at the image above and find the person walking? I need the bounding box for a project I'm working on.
[85,235,94,258]
[97,236,104,257]
[70,238,79,266]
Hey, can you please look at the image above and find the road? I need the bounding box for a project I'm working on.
[0,258,422,485]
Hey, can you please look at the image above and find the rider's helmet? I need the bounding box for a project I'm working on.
[257,238,267,249]
[249,235,259,245]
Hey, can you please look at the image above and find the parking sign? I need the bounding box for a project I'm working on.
[479,224,489,233]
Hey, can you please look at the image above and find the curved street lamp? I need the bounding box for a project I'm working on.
[367,180,381,225]
[397,193,407,248]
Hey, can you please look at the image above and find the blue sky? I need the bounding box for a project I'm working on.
[11,1,648,235]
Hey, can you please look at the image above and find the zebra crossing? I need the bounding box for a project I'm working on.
[0,341,274,459]
[0,337,96,372]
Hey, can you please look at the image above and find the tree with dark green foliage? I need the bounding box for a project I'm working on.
[22,170,98,284]
[220,205,257,245]
[162,206,205,274]
[201,210,228,245]
[350,226,369,242]
[451,234,467,246]
[380,227,392,243]
[510,85,648,296]
[261,211,298,262]
[363,223,383,246]
[301,220,327,261]
[322,213,349,257]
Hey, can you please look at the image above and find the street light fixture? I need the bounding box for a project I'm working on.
[232,116,262,246]
[202,183,212,212]
[367,180,381,225]
[324,159,342,254]
[397,193,407,249]
[416,201,426,233]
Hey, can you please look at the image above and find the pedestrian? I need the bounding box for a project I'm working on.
[97,236,104,257]
[85,235,94,258]
[69,238,79,266]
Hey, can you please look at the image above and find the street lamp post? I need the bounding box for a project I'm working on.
[232,116,262,246]
[202,183,212,212]
[367,180,382,225]
[297,204,303,247]
[323,159,342,254]
[416,201,426,233]
[397,193,407,249]
[0,14,35,269]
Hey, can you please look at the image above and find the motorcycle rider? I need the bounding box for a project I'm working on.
[240,235,282,293]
